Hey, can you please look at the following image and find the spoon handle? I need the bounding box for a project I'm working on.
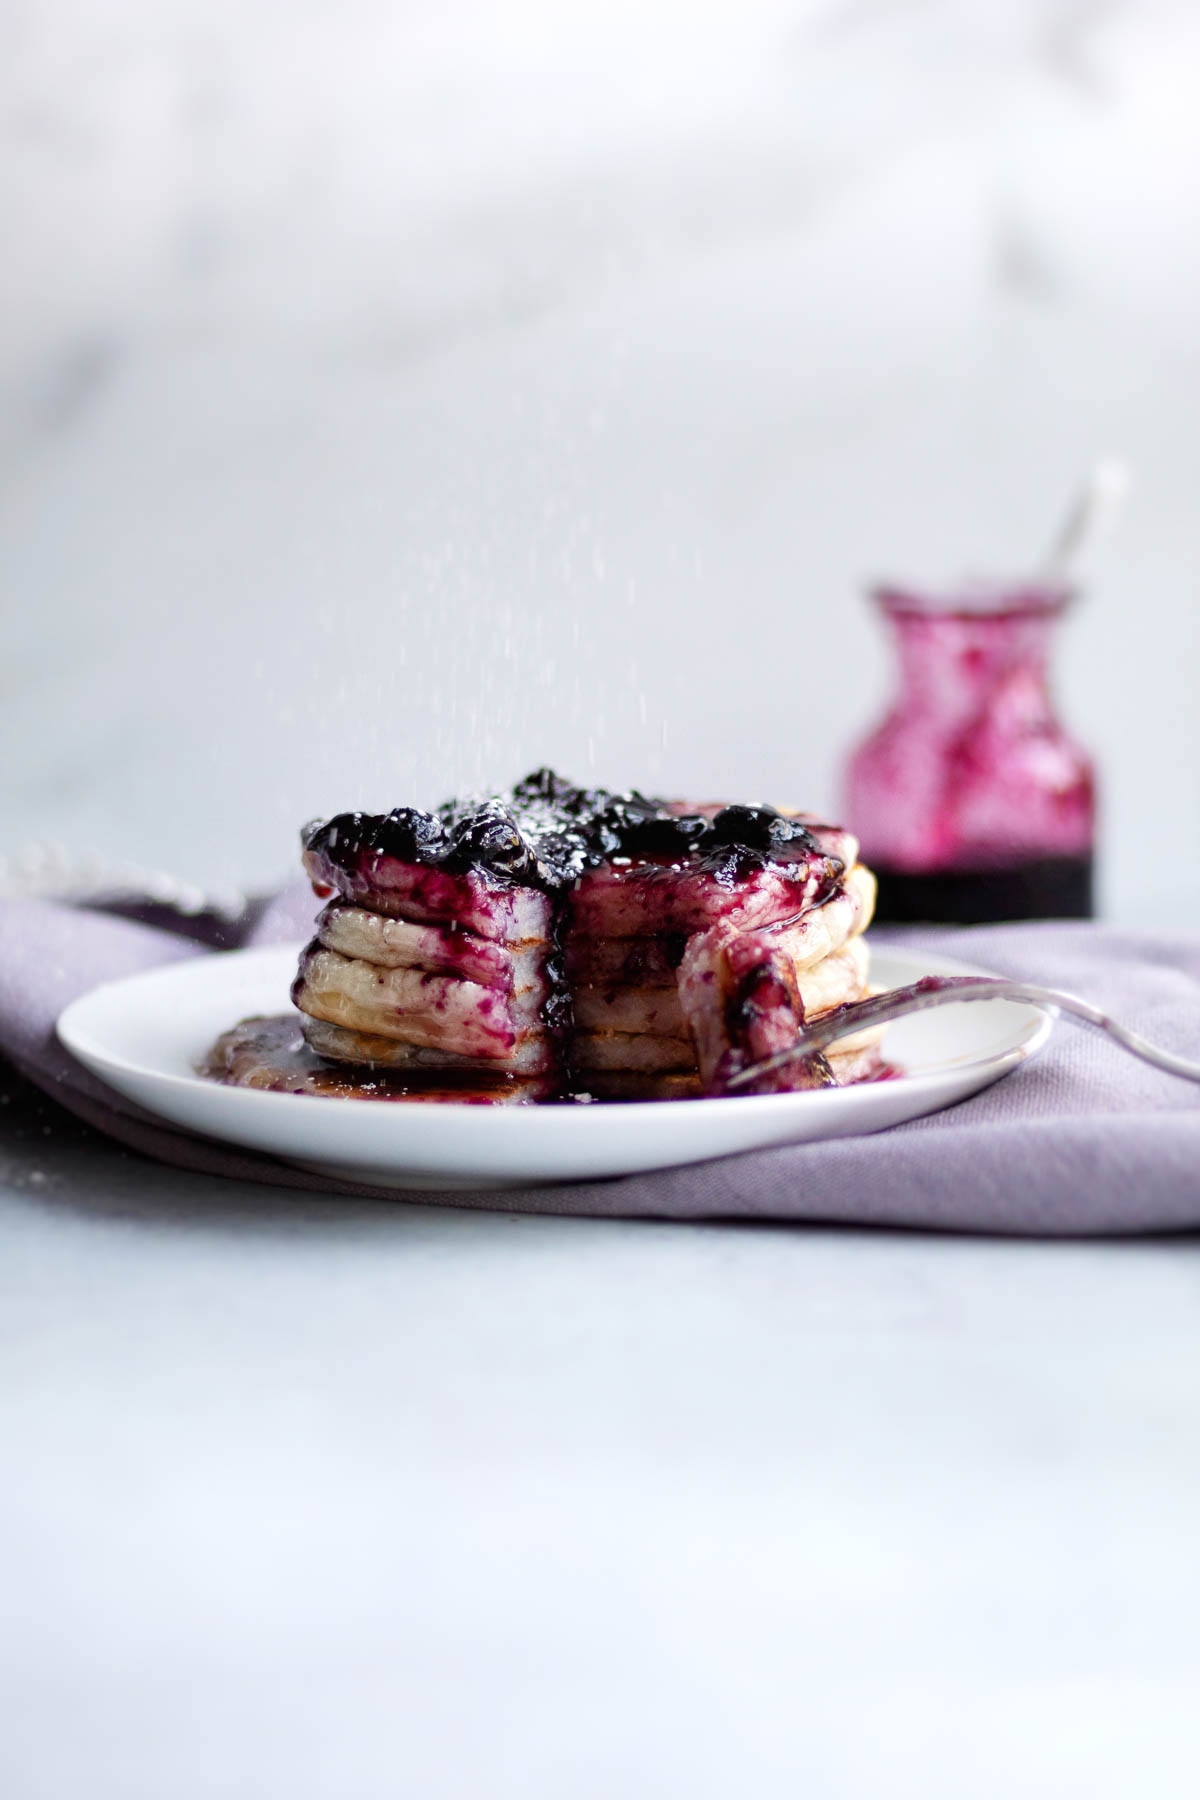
[724,976,1200,1090]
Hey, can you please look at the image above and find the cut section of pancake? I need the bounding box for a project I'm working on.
[570,1032,700,1075]
[579,1034,884,1101]
[293,946,549,1060]
[315,903,546,990]
[678,926,838,1094]
[303,842,554,942]
[565,863,876,988]
[570,987,691,1039]
[579,1071,704,1102]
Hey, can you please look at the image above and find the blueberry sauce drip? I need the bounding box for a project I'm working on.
[539,945,573,1036]
[301,769,821,897]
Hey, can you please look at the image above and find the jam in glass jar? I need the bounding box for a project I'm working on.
[844,580,1096,924]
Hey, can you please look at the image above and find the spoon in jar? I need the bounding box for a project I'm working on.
[1042,457,1132,583]
[723,975,1200,1091]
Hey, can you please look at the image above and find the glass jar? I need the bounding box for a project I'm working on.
[844,580,1096,924]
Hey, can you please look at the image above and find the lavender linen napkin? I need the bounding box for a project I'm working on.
[2,881,1198,1233]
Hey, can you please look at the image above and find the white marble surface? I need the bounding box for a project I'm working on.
[2,1,1200,921]
[2,1096,1200,1799]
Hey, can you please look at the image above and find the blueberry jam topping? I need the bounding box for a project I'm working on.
[302,769,824,894]
[709,805,813,854]
[303,804,450,872]
[594,807,709,861]
[443,802,541,882]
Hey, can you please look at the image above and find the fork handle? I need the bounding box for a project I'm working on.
[726,976,1200,1089]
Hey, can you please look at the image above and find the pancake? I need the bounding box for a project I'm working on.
[580,1035,885,1101]
[563,863,876,988]
[206,1014,556,1102]
[292,946,549,1059]
[300,1014,556,1075]
[576,1071,705,1102]
[567,853,844,940]
[315,902,546,989]
[570,1032,703,1075]
[303,839,555,942]
[572,937,870,1037]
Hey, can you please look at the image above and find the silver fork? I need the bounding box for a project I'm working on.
[723,975,1200,1091]
[0,844,266,947]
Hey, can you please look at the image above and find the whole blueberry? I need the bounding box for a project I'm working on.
[381,807,447,859]
[452,805,535,876]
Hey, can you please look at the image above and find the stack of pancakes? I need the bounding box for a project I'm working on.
[277,772,882,1102]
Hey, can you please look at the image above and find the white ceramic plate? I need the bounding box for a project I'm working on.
[57,944,1051,1189]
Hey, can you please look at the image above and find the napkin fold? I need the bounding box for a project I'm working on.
[1,880,1198,1233]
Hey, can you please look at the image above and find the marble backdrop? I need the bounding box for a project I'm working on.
[2,0,1199,923]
